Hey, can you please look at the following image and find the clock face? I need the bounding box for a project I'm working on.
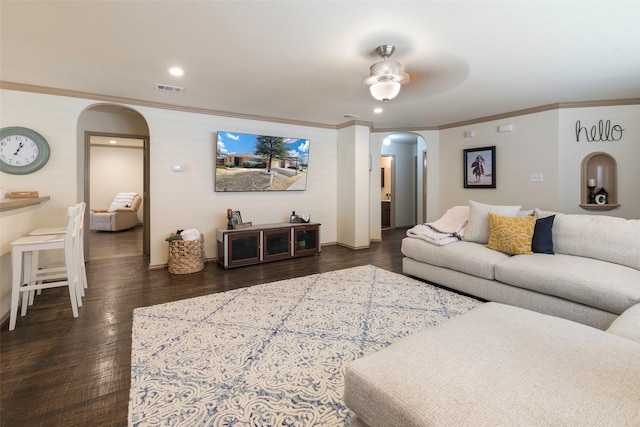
[0,127,50,174]
[1,134,39,166]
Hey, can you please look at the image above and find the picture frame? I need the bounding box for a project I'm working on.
[230,210,243,226]
[463,146,496,188]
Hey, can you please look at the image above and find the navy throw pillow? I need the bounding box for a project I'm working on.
[532,215,555,254]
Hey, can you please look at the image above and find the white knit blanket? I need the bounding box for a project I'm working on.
[406,205,469,246]
[113,192,137,207]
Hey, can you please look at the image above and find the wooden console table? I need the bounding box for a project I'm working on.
[216,222,320,268]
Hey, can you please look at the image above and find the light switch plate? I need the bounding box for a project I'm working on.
[529,173,543,183]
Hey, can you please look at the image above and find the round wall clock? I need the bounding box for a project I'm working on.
[0,126,51,174]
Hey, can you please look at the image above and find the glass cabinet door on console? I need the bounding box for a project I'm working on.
[228,231,260,267]
[217,223,320,269]
[293,224,319,257]
[263,228,292,262]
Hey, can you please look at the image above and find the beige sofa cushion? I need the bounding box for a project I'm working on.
[344,303,640,427]
[535,209,640,270]
[464,200,521,244]
[495,253,640,314]
[608,303,640,343]
[402,239,509,280]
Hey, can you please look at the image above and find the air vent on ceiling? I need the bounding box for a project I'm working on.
[155,83,184,92]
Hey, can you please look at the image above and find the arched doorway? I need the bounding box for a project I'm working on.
[380,132,426,228]
[77,104,150,260]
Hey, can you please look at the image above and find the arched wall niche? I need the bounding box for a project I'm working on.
[580,151,619,210]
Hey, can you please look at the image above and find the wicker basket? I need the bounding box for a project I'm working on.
[168,234,205,274]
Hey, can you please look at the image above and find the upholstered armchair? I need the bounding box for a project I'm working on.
[90,193,142,231]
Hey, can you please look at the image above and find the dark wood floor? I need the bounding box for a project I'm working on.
[89,225,143,261]
[1,228,408,426]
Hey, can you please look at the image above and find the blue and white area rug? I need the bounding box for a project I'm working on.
[128,265,481,426]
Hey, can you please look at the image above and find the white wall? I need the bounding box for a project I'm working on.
[439,110,561,213]
[438,107,639,218]
[141,107,338,264]
[557,105,640,218]
[90,145,144,224]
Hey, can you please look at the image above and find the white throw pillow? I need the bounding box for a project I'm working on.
[464,200,521,244]
[534,208,560,219]
[108,202,128,213]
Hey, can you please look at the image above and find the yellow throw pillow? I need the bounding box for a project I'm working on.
[486,212,536,255]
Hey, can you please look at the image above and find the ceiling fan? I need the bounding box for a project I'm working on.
[364,44,410,102]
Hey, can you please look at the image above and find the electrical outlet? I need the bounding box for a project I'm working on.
[529,173,543,183]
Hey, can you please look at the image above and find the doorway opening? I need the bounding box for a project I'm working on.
[79,104,150,262]
[87,135,146,260]
[380,155,394,229]
[380,132,426,229]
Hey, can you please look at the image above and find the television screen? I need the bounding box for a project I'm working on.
[215,131,310,192]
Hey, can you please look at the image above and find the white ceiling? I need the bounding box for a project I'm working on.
[1,1,639,130]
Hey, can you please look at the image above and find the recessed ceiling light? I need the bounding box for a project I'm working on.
[374,108,383,114]
[169,67,184,76]
[109,140,117,144]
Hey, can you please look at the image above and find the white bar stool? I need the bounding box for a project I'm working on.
[9,206,81,330]
[29,202,87,300]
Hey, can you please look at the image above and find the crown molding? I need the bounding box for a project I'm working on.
[0,81,336,130]
[372,125,440,134]
[2,81,638,132]
[438,99,640,130]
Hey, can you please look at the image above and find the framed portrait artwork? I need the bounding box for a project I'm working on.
[463,146,496,188]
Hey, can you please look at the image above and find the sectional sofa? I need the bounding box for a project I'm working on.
[401,201,640,330]
[343,201,640,426]
[344,302,640,426]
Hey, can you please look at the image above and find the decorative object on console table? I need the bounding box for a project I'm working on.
[230,210,242,228]
[9,191,39,198]
[463,146,496,189]
[226,208,233,230]
[233,221,253,230]
[290,211,311,223]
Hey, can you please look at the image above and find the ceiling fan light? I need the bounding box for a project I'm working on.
[364,44,410,102]
[370,80,401,102]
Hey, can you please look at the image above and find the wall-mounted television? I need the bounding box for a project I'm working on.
[215,131,310,192]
